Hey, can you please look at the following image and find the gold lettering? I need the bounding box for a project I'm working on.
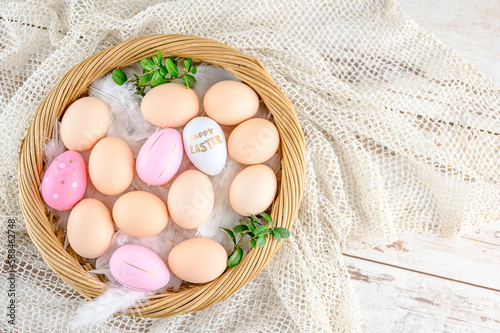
[200,142,207,152]
[189,134,224,154]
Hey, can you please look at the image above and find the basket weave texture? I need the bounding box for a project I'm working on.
[18,34,305,318]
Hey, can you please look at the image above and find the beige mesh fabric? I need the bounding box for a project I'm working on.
[1,0,499,332]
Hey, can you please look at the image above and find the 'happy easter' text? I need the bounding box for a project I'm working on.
[189,128,223,154]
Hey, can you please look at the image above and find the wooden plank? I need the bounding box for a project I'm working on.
[345,255,500,332]
[398,0,500,83]
[343,220,500,291]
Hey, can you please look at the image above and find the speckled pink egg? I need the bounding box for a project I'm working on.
[41,150,87,211]
[110,244,170,291]
[136,128,183,186]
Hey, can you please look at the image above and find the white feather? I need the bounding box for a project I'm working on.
[42,120,66,166]
[69,287,151,329]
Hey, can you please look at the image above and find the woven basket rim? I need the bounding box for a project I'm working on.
[18,34,305,318]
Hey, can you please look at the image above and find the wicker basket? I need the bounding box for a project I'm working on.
[18,34,305,318]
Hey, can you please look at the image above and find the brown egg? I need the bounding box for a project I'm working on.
[60,97,109,151]
[168,238,227,284]
[89,137,134,195]
[203,80,259,125]
[228,118,280,165]
[112,191,169,237]
[167,170,214,229]
[67,198,114,258]
[229,164,277,216]
[141,83,199,128]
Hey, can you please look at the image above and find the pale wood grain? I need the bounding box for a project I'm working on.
[345,221,500,331]
[345,256,500,333]
[344,221,500,291]
[398,0,500,83]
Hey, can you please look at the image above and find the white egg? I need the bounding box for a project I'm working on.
[182,117,227,176]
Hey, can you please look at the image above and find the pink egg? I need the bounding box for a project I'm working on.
[110,244,170,291]
[136,128,183,186]
[41,150,87,211]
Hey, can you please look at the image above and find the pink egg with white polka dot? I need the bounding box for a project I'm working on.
[41,150,87,211]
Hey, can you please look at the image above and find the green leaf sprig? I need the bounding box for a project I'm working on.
[221,213,291,267]
[111,49,198,96]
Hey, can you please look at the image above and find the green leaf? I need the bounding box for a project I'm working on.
[159,66,168,76]
[151,71,166,87]
[260,212,273,226]
[184,58,192,71]
[247,232,255,238]
[111,69,127,85]
[191,64,197,74]
[271,229,282,242]
[184,74,196,88]
[140,58,154,71]
[233,224,248,234]
[157,49,162,62]
[151,55,160,66]
[220,227,236,245]
[165,57,178,77]
[181,75,196,89]
[138,73,150,86]
[246,222,256,232]
[256,235,267,247]
[250,239,256,248]
[253,225,269,237]
[274,227,291,239]
[227,247,243,267]
[251,215,259,222]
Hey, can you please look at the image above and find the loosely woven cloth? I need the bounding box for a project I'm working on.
[1,0,499,332]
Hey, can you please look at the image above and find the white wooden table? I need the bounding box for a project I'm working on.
[346,1,500,331]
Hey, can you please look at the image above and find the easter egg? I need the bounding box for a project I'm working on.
[204,80,259,125]
[136,128,183,186]
[67,198,114,258]
[112,191,169,237]
[141,83,199,128]
[228,118,280,164]
[168,238,227,284]
[167,170,214,229]
[41,150,87,211]
[182,117,227,176]
[60,97,109,151]
[89,137,135,195]
[229,164,277,216]
[110,244,170,291]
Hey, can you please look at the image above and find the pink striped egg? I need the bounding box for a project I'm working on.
[41,150,87,211]
[136,128,183,186]
[110,244,170,291]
